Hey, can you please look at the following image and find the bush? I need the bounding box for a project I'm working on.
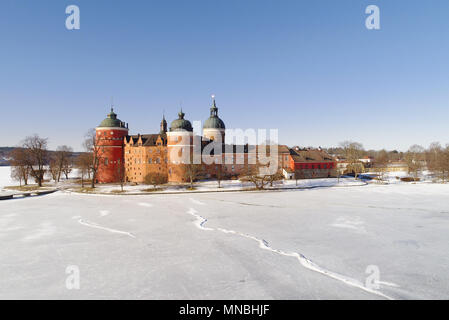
[401,177,420,182]
[144,172,167,187]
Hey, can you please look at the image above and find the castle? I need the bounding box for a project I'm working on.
[95,97,336,184]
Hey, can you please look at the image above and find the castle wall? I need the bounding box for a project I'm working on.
[124,144,168,183]
[95,127,128,183]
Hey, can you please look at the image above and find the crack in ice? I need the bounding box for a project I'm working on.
[78,219,136,238]
[187,208,213,231]
[187,208,396,300]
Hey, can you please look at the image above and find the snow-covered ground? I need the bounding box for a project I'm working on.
[1,176,449,299]
[0,167,13,190]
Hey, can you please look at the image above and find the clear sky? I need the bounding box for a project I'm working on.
[0,0,448,151]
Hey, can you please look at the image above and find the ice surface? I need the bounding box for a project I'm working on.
[0,168,448,299]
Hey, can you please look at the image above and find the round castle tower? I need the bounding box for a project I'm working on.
[203,96,225,143]
[167,110,194,182]
[95,108,129,183]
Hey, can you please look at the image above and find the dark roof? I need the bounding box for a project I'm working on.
[127,134,166,146]
[98,108,127,128]
[289,148,335,163]
[170,111,193,132]
[204,99,226,129]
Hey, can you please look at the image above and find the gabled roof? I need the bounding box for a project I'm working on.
[289,148,335,163]
[126,134,166,146]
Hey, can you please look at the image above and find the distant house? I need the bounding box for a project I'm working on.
[386,161,409,172]
[284,147,337,179]
[369,161,409,173]
[359,156,374,164]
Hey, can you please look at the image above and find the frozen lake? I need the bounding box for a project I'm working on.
[1,182,449,299]
[0,167,13,189]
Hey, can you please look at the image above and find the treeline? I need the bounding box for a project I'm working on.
[326,145,403,161]
[9,135,75,187]
[405,143,449,182]
[9,130,107,189]
[332,141,449,182]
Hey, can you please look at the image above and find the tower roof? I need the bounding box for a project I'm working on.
[170,109,193,132]
[98,108,127,128]
[204,97,225,129]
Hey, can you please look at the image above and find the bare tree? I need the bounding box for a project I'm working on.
[9,148,30,186]
[11,166,24,187]
[339,141,364,179]
[144,172,167,189]
[48,156,60,182]
[183,162,202,189]
[239,163,272,190]
[405,144,424,180]
[374,149,389,182]
[54,145,73,181]
[114,160,126,191]
[215,163,224,188]
[75,153,92,188]
[426,142,449,183]
[84,129,105,188]
[22,135,49,187]
[442,145,449,183]
[295,169,305,186]
[268,170,284,187]
[426,142,441,175]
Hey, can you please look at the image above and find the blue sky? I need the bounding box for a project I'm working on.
[0,0,448,151]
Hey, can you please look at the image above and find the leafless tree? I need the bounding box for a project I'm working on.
[21,135,49,187]
[339,141,364,179]
[405,144,424,180]
[9,148,30,186]
[114,160,126,191]
[54,145,73,181]
[215,163,224,188]
[374,149,389,182]
[426,142,449,182]
[84,129,105,188]
[183,162,202,189]
[48,156,60,182]
[295,169,305,186]
[11,166,24,187]
[144,172,167,188]
[268,170,284,187]
[239,163,274,190]
[75,153,92,188]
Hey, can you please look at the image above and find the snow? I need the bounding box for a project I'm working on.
[0,166,13,189]
[1,168,449,299]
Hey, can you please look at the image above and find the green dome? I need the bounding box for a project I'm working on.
[98,108,125,128]
[170,110,193,132]
[204,98,225,129]
[204,117,225,129]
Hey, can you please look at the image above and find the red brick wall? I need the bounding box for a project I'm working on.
[96,128,128,183]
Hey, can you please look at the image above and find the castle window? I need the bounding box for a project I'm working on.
[148,159,152,164]
[104,158,108,166]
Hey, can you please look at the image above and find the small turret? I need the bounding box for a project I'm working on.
[160,114,168,135]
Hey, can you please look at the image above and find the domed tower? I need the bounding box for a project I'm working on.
[167,110,194,182]
[95,108,129,183]
[203,95,225,143]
